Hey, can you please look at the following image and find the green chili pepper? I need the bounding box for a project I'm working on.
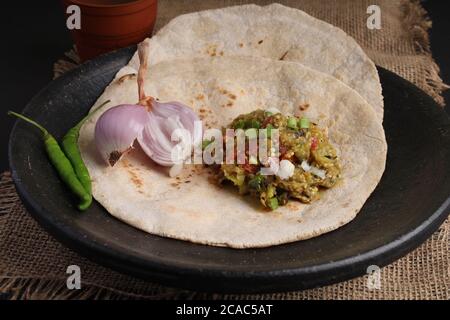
[61,100,110,196]
[8,111,90,211]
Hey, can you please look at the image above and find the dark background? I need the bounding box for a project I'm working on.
[1,1,449,171]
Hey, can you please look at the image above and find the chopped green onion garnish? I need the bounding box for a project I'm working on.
[300,117,310,129]
[266,185,276,199]
[266,124,274,138]
[249,174,265,191]
[246,128,258,140]
[246,119,261,129]
[287,117,298,129]
[249,177,259,189]
[234,119,246,129]
[268,197,279,210]
[264,111,273,117]
[202,139,213,150]
[248,174,265,189]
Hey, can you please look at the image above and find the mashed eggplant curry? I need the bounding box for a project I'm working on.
[213,109,341,210]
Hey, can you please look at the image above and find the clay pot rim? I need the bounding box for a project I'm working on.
[74,25,153,40]
[67,0,149,8]
[63,0,157,16]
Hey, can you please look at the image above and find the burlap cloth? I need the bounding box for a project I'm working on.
[2,0,449,300]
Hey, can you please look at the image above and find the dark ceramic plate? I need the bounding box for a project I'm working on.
[8,46,450,293]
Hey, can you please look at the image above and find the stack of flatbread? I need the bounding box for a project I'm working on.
[79,4,387,248]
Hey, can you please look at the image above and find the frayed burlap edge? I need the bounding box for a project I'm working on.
[400,0,449,105]
[53,45,80,80]
[0,277,195,300]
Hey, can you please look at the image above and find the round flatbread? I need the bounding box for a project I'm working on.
[80,56,386,248]
[127,3,383,120]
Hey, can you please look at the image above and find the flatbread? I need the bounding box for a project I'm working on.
[79,56,387,248]
[127,3,383,120]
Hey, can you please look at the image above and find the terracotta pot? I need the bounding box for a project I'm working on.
[62,0,157,61]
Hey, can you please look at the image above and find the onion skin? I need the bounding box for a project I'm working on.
[94,104,149,166]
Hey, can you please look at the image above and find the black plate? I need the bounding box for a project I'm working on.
[8,46,450,293]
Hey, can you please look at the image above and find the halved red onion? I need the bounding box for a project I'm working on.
[94,41,201,171]
[94,104,149,166]
[138,101,201,166]
[152,101,202,144]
